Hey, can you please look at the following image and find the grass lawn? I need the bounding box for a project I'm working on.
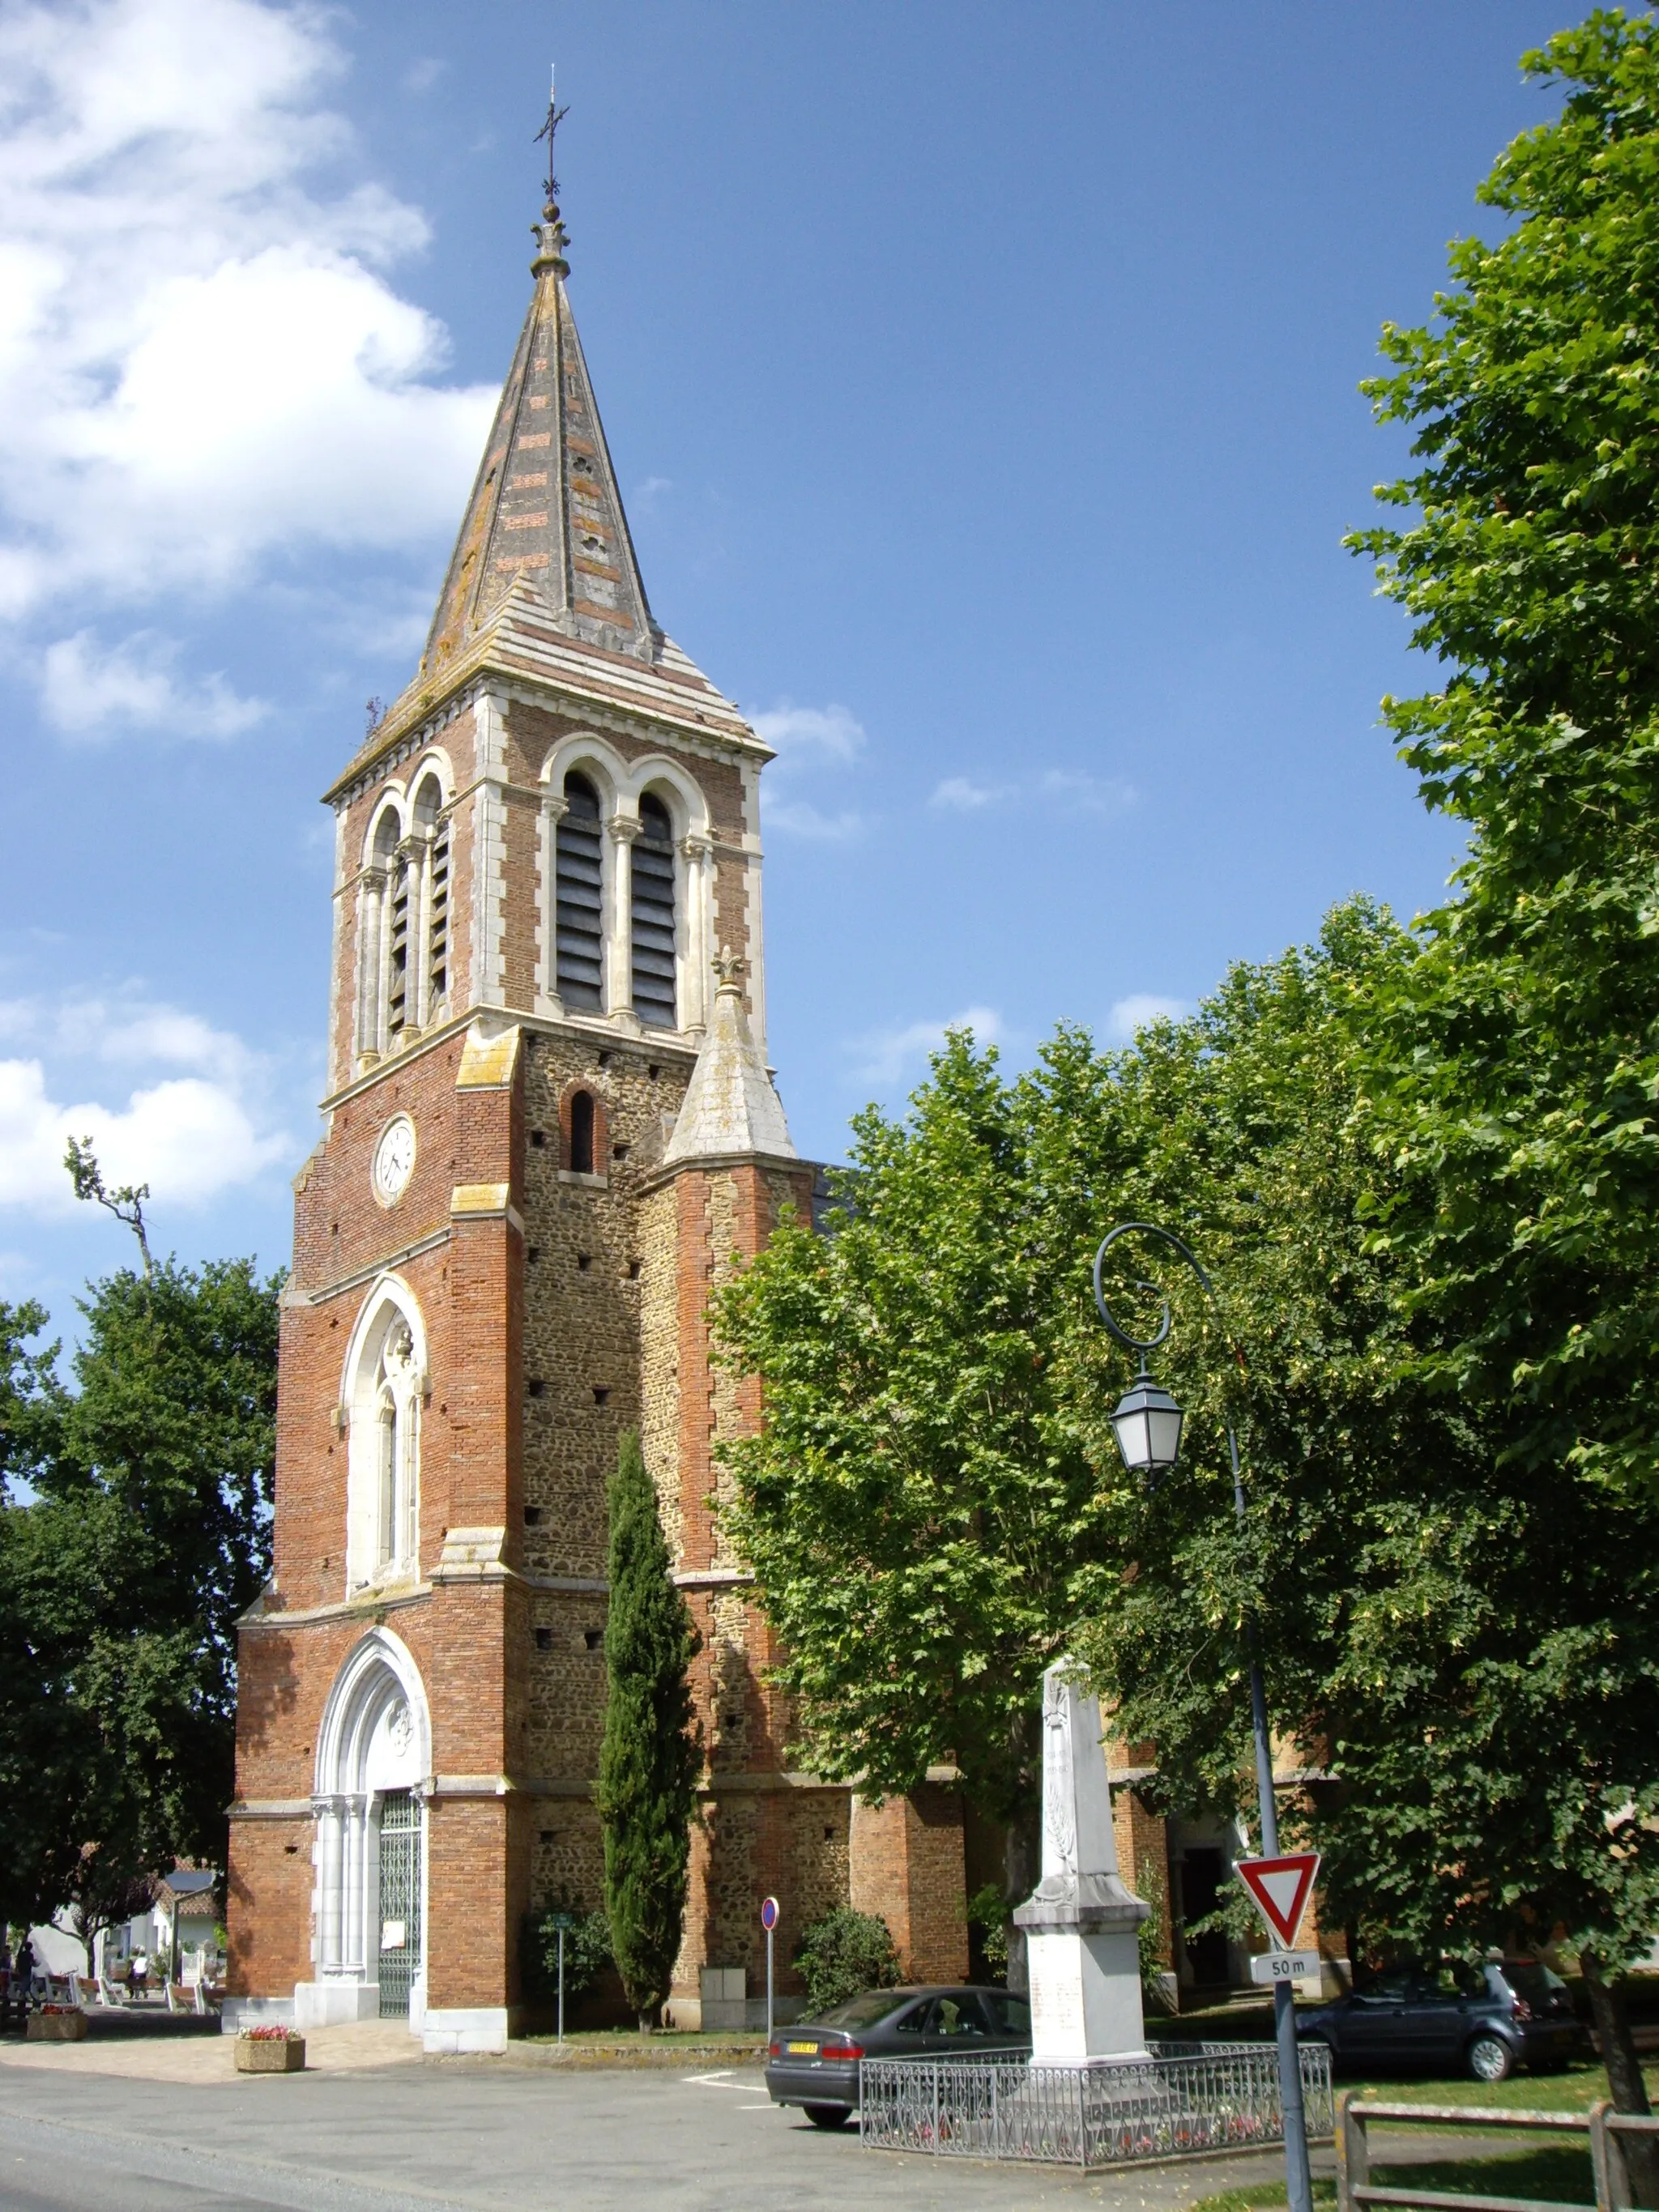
[1343,2058,1658,2116]
[1190,2146,1595,2212]
[1189,2059,1658,2212]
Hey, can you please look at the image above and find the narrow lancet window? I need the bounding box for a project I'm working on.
[569,1089,596,1175]
[557,773,604,1008]
[349,1308,421,1590]
[631,791,678,1029]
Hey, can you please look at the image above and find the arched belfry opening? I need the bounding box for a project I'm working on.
[296,1629,431,2031]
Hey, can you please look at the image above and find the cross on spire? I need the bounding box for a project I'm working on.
[533,65,570,210]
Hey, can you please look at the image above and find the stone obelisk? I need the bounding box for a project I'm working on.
[1013,1660,1150,2066]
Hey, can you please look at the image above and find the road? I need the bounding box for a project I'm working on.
[0,2050,1328,2212]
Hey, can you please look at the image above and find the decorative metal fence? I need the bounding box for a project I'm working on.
[859,2039,1334,2169]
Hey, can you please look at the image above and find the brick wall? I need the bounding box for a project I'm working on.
[848,1788,970,1984]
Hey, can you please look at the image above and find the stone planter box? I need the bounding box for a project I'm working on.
[235,2035,305,2073]
[27,2012,87,2042]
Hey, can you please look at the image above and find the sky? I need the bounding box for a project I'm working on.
[0,0,1580,1334]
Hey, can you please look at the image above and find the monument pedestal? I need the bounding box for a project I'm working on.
[1014,1661,1151,2068]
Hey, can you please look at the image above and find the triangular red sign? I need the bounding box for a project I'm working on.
[1235,1852,1320,1948]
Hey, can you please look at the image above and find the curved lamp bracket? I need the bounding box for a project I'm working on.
[1092,1220,1215,1358]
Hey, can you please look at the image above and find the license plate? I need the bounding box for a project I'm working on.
[785,2040,818,2055]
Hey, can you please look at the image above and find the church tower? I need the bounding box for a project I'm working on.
[224,149,968,2052]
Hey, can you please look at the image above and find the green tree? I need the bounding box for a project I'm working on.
[1347,11,1659,1507]
[596,1432,700,2030]
[1341,12,1659,2139]
[719,898,1659,2135]
[0,1250,279,1933]
[714,1036,1110,1959]
[1060,911,1659,2147]
[521,1891,614,2013]
[792,1906,900,2014]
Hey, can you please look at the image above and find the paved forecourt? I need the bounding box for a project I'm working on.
[0,2036,1336,2212]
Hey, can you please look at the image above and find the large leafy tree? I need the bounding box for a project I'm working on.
[0,1250,279,1935]
[1339,13,1659,2135]
[597,1432,700,2030]
[714,1036,1110,1941]
[719,901,1659,2129]
[1348,11,1659,1507]
[1062,912,1659,2146]
[714,914,1429,1947]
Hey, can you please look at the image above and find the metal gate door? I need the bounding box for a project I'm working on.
[377,1790,422,2019]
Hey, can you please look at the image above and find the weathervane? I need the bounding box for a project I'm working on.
[534,64,569,211]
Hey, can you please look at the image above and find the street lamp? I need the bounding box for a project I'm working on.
[1092,1221,1314,2212]
[1108,1369,1185,1479]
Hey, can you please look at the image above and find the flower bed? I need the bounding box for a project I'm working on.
[235,2027,305,2073]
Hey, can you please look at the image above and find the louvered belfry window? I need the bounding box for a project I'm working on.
[386,854,411,1038]
[631,792,678,1029]
[557,772,605,1009]
[427,822,450,1009]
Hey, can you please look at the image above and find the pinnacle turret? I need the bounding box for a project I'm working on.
[663,953,797,1167]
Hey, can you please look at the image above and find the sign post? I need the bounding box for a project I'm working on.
[1235,1847,1320,2206]
[761,1896,779,2044]
[549,1911,575,2044]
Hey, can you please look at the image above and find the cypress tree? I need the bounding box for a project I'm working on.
[596,1431,700,2030]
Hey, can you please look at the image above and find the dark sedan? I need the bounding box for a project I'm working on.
[765,1984,1032,2129]
[1296,1958,1583,2082]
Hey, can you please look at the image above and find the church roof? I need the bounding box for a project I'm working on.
[663,955,796,1168]
[329,185,763,798]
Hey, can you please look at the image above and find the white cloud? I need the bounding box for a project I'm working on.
[0,989,291,1213]
[0,0,498,621]
[1038,769,1136,816]
[765,799,866,841]
[1107,993,1192,1043]
[751,700,865,765]
[41,628,267,739]
[928,768,1136,818]
[929,775,1015,812]
[851,1005,1003,1088]
[753,700,868,838]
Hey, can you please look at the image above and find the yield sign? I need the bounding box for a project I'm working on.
[1236,1853,1320,1949]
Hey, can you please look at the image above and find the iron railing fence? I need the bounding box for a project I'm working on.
[859,2039,1335,2168]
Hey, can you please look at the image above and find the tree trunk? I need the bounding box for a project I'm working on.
[1582,1950,1658,2209]
[1002,1702,1043,1993]
[1003,1803,1040,1995]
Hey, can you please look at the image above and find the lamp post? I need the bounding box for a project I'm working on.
[1093,1222,1314,2212]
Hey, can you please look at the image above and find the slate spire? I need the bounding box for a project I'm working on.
[420,134,656,678]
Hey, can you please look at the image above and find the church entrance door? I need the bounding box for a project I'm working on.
[377,1790,423,2019]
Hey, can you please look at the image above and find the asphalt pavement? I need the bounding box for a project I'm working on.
[0,2052,1333,2212]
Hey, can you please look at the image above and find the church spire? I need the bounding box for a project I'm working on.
[420,85,655,676]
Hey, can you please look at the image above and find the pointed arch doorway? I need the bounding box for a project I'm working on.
[295,1629,431,2031]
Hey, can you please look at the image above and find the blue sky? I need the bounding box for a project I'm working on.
[0,0,1575,1330]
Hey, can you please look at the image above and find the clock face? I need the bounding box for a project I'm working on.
[373,1115,416,1204]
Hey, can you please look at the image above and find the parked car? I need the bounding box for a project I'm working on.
[765,1984,1033,2128]
[1296,1958,1583,2082]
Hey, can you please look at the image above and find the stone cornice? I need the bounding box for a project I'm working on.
[324,643,768,812]
[315,1000,696,1119]
[237,1583,432,1630]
